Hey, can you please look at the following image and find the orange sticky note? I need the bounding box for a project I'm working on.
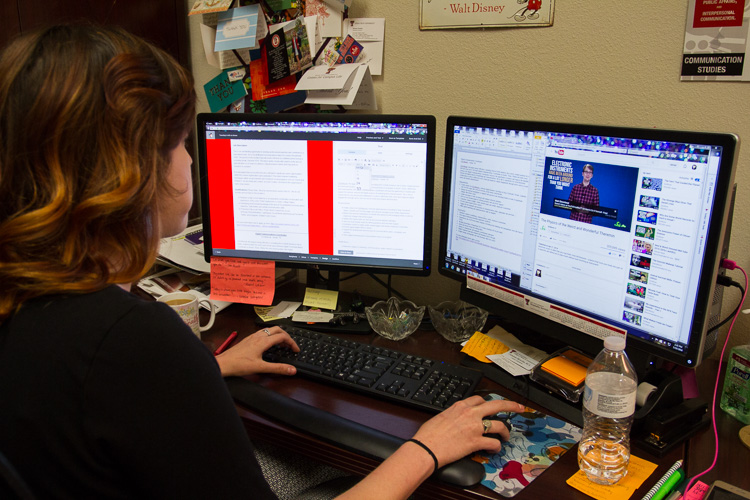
[209,257,275,305]
[541,356,587,386]
[461,332,509,363]
[566,455,657,500]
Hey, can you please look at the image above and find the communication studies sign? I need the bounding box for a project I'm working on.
[681,0,750,80]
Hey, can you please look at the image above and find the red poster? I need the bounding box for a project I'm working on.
[693,0,745,28]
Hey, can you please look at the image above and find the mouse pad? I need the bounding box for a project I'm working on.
[473,394,582,497]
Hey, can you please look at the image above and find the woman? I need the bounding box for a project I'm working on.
[0,24,522,499]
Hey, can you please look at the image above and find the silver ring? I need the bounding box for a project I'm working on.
[482,419,492,434]
[263,328,272,336]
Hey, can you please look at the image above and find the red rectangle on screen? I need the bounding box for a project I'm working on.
[307,140,334,255]
[206,139,236,250]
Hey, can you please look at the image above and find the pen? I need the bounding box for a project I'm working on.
[641,460,683,500]
[651,468,685,500]
[665,491,682,500]
[214,331,238,355]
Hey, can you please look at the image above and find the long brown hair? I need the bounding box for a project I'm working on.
[0,24,196,322]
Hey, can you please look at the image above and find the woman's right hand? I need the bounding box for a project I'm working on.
[411,396,526,467]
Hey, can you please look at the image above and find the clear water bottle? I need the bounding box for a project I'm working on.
[578,336,638,485]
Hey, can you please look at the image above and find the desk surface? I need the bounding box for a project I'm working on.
[201,301,748,499]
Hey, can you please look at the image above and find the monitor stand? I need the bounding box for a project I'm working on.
[257,270,372,335]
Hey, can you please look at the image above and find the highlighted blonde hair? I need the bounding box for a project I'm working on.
[0,25,196,322]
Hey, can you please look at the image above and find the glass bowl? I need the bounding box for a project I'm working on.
[365,297,425,341]
[428,301,488,342]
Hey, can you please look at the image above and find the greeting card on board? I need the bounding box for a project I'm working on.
[297,63,375,109]
[215,5,268,51]
[336,35,363,63]
[200,24,252,70]
[189,0,234,16]
[204,71,248,112]
[265,18,313,83]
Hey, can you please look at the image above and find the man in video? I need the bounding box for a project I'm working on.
[568,164,600,223]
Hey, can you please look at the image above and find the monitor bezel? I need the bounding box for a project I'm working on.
[438,115,739,368]
[197,112,436,278]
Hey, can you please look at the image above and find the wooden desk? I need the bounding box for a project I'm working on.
[201,302,747,499]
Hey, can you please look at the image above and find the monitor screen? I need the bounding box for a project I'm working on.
[438,116,738,369]
[197,113,435,277]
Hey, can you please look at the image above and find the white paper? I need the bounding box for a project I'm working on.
[344,66,376,110]
[344,18,385,75]
[158,224,210,274]
[268,301,302,319]
[322,0,352,13]
[295,62,361,90]
[487,349,540,377]
[345,18,385,42]
[292,310,334,323]
[304,16,323,58]
[304,64,371,106]
[311,0,343,37]
[484,325,548,361]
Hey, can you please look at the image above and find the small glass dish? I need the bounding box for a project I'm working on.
[365,297,425,341]
[428,301,488,343]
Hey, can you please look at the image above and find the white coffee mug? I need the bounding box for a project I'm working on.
[158,291,216,338]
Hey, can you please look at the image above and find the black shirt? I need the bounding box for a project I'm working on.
[0,286,276,499]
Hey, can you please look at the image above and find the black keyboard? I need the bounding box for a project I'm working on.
[263,326,483,413]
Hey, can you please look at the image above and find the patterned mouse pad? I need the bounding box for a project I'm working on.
[473,394,582,497]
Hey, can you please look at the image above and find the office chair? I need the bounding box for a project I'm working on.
[0,450,35,500]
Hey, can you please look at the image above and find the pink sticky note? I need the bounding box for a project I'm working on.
[683,480,709,500]
[210,257,275,305]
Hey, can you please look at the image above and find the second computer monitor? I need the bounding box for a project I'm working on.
[438,116,738,369]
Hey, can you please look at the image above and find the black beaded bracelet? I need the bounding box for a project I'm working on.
[406,438,439,474]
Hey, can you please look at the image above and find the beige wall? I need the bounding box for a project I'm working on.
[185,1,750,359]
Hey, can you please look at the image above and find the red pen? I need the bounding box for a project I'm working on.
[214,331,238,355]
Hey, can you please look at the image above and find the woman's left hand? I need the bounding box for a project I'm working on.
[215,326,299,377]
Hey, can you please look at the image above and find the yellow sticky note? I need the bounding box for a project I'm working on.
[566,455,657,500]
[461,332,510,363]
[254,306,282,323]
[303,287,339,310]
[542,356,588,386]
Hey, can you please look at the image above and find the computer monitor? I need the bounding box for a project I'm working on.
[438,116,738,378]
[197,113,436,290]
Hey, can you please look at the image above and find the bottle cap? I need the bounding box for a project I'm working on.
[604,336,626,351]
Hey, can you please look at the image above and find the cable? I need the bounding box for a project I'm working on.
[707,277,745,334]
[684,262,748,492]
[366,273,409,301]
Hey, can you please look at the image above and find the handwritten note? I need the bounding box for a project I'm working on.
[292,310,334,323]
[253,306,282,323]
[461,331,510,363]
[566,455,657,500]
[210,257,275,305]
[303,287,339,310]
